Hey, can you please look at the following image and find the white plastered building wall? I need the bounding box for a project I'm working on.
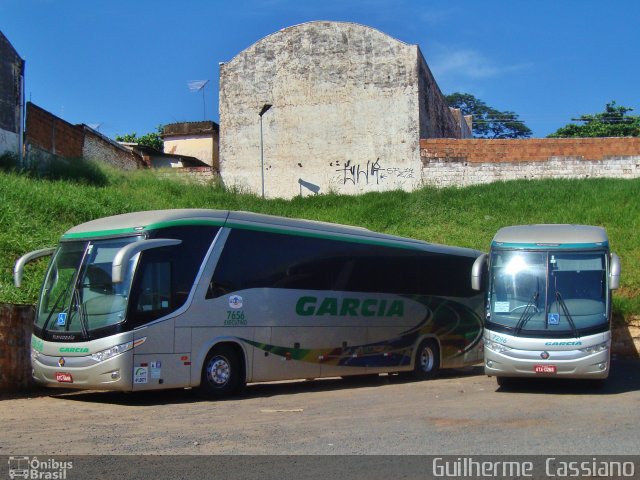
[219,21,459,199]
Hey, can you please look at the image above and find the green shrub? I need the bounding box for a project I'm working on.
[27,156,109,186]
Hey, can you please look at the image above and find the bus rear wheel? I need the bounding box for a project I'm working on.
[200,345,243,398]
[413,339,440,380]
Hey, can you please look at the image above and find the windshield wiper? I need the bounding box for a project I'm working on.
[555,291,580,338]
[514,291,539,335]
[72,286,90,340]
[41,274,76,333]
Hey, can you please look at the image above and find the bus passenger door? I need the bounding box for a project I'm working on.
[248,326,273,383]
[132,319,192,390]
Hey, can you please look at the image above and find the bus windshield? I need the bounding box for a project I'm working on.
[36,236,142,337]
[488,250,607,336]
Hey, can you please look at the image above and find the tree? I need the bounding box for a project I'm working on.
[115,125,164,151]
[548,102,640,138]
[445,92,532,139]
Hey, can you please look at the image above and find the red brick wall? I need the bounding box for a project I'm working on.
[0,304,35,392]
[421,137,640,164]
[25,102,84,158]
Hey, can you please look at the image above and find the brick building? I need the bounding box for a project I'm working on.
[25,102,142,170]
[82,124,144,170]
[25,102,84,159]
[162,121,220,171]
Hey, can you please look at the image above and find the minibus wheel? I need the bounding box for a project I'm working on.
[413,339,440,380]
[200,345,241,397]
[496,376,510,387]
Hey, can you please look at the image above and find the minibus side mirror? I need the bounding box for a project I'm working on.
[14,248,56,288]
[609,253,621,290]
[112,239,182,284]
[471,253,487,291]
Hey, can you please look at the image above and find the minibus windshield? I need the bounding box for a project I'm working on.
[488,250,607,336]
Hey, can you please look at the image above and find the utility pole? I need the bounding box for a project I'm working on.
[259,103,272,199]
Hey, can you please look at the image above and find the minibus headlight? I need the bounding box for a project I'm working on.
[484,339,512,354]
[579,341,609,354]
[31,348,40,362]
[91,341,133,363]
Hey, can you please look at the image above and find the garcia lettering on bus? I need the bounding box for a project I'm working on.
[296,296,404,317]
[59,347,90,353]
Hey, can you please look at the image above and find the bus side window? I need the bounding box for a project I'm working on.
[207,229,349,297]
[136,261,172,313]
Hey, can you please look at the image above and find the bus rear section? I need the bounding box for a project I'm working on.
[472,224,620,385]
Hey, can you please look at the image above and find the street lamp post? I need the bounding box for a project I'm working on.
[259,103,272,199]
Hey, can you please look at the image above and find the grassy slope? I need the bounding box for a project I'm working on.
[1,166,638,319]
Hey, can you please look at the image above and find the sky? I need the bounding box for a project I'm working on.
[2,0,639,139]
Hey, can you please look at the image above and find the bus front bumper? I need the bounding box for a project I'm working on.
[484,348,610,379]
[31,351,134,391]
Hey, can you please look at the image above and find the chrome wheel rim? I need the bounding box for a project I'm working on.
[207,356,230,386]
[420,346,434,372]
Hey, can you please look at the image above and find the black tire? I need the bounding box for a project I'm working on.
[412,339,440,380]
[496,376,509,387]
[199,345,243,398]
[588,378,607,390]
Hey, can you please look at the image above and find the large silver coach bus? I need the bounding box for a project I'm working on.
[471,224,621,385]
[16,209,484,397]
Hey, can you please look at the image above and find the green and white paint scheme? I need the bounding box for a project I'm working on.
[17,209,484,397]
[472,224,621,385]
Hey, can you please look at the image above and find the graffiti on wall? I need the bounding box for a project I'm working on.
[336,159,383,185]
[385,166,416,180]
[333,159,415,186]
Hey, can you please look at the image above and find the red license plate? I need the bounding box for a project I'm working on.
[534,365,557,374]
[55,372,73,383]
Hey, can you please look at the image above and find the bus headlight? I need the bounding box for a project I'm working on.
[484,339,512,354]
[31,348,40,362]
[579,341,609,354]
[91,341,133,363]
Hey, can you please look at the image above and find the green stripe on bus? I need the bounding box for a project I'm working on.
[61,219,226,240]
[62,227,143,239]
[491,241,608,250]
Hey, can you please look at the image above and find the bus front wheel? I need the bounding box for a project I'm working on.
[413,339,440,380]
[496,376,510,388]
[200,345,242,398]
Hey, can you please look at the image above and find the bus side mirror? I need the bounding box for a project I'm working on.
[14,247,56,288]
[112,239,182,284]
[609,253,621,290]
[471,253,487,291]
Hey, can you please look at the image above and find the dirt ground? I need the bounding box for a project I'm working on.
[1,359,639,456]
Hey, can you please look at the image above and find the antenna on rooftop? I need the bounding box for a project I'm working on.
[188,80,209,120]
